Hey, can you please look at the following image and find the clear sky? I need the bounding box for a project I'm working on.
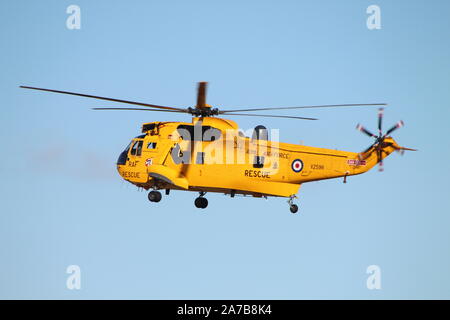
[1,0,449,299]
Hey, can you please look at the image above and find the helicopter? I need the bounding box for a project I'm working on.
[20,82,415,213]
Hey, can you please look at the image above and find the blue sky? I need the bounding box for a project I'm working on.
[1,0,449,299]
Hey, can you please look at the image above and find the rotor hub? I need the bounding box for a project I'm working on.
[188,106,220,117]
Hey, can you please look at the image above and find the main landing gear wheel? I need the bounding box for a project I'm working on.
[289,204,299,214]
[148,190,162,203]
[194,197,208,209]
[288,195,299,214]
[194,192,208,209]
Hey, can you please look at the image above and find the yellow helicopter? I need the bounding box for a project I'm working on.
[20,82,415,213]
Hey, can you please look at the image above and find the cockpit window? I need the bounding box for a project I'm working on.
[147,142,157,149]
[130,142,138,155]
[117,142,132,165]
[130,140,143,156]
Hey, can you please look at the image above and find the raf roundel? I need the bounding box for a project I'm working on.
[291,159,303,173]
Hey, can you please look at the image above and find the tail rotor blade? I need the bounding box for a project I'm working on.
[386,120,404,136]
[356,124,377,138]
[377,148,384,172]
[362,144,374,154]
[196,82,207,108]
[358,143,375,160]
[378,108,384,136]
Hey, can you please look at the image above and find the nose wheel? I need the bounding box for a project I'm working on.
[148,190,162,203]
[194,192,208,209]
[288,195,299,214]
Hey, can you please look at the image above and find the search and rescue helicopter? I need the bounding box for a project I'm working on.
[20,82,415,213]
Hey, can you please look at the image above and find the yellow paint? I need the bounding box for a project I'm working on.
[117,117,404,198]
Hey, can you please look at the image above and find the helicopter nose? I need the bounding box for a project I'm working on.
[117,150,128,165]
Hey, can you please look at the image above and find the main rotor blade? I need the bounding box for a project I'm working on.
[20,86,186,112]
[222,113,318,120]
[220,103,387,113]
[92,107,185,113]
[196,82,207,108]
[356,124,377,138]
[385,120,404,136]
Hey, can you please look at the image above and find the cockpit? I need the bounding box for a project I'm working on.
[117,135,146,165]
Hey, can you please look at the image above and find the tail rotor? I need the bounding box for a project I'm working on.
[356,108,415,171]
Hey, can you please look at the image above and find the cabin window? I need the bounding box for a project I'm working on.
[253,155,265,168]
[203,127,221,142]
[147,142,157,149]
[177,125,221,141]
[196,152,205,164]
[252,125,269,141]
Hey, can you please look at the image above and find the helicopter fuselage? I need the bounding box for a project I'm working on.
[116,117,399,198]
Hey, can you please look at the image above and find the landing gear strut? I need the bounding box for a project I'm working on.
[194,192,208,209]
[288,195,299,214]
[148,190,162,203]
